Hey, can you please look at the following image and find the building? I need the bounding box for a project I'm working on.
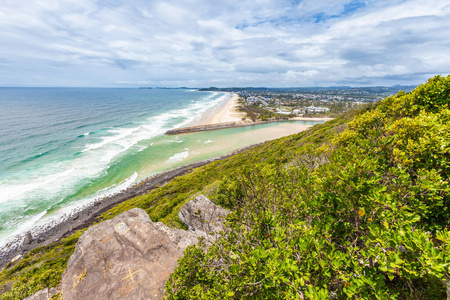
[305,106,330,113]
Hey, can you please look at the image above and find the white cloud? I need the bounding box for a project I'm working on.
[0,0,449,87]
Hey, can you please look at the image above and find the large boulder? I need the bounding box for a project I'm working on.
[61,208,194,300]
[61,195,229,300]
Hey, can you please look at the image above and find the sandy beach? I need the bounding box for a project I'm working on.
[204,93,333,125]
[205,93,247,124]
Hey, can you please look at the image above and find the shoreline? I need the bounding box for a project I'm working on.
[170,93,332,135]
[204,93,247,125]
[0,143,263,269]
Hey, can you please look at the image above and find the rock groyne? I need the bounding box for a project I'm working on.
[165,120,301,135]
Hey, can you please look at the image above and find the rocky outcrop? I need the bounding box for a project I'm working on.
[60,196,229,300]
[179,194,229,237]
[164,119,307,135]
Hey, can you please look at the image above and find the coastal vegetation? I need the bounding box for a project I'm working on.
[238,103,293,122]
[0,76,449,299]
[165,75,450,299]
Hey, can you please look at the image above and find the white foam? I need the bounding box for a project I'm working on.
[10,210,47,238]
[51,172,139,220]
[167,149,189,162]
[82,127,138,152]
[197,139,214,144]
[0,168,77,205]
[0,172,139,247]
[0,92,226,206]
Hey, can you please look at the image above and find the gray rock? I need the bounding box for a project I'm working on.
[178,194,230,238]
[61,196,229,300]
[23,232,32,245]
[23,286,60,300]
[61,208,190,300]
[23,288,48,300]
[22,232,34,253]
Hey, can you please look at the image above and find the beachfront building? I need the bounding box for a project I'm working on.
[247,96,269,106]
[305,106,330,113]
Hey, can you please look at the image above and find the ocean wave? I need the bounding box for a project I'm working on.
[8,210,47,240]
[0,172,139,247]
[167,148,189,162]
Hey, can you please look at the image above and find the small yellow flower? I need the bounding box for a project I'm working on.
[358,208,365,217]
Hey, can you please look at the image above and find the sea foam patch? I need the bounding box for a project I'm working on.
[167,148,189,162]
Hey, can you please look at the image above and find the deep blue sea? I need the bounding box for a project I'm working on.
[0,88,229,245]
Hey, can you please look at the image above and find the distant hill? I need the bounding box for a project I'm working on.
[198,85,417,94]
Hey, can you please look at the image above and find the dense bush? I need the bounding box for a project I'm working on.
[165,76,450,299]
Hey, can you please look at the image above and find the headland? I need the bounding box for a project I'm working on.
[166,92,332,135]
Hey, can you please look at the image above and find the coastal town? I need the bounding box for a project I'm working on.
[200,85,415,118]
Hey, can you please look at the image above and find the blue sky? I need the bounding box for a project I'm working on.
[0,0,449,87]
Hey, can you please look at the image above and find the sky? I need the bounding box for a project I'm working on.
[0,0,449,87]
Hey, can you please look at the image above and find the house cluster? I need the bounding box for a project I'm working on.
[238,88,386,117]
[273,106,329,115]
[246,96,269,106]
[292,93,380,103]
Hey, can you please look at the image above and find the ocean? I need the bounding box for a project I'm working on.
[0,88,321,246]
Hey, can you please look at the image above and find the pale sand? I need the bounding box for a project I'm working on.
[206,93,247,124]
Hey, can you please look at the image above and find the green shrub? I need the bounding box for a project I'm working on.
[165,76,450,299]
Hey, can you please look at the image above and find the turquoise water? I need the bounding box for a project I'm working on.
[0,88,230,244]
[0,88,322,245]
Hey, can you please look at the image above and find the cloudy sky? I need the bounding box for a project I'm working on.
[0,0,449,87]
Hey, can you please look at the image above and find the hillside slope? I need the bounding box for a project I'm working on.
[166,76,450,299]
[0,76,448,299]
